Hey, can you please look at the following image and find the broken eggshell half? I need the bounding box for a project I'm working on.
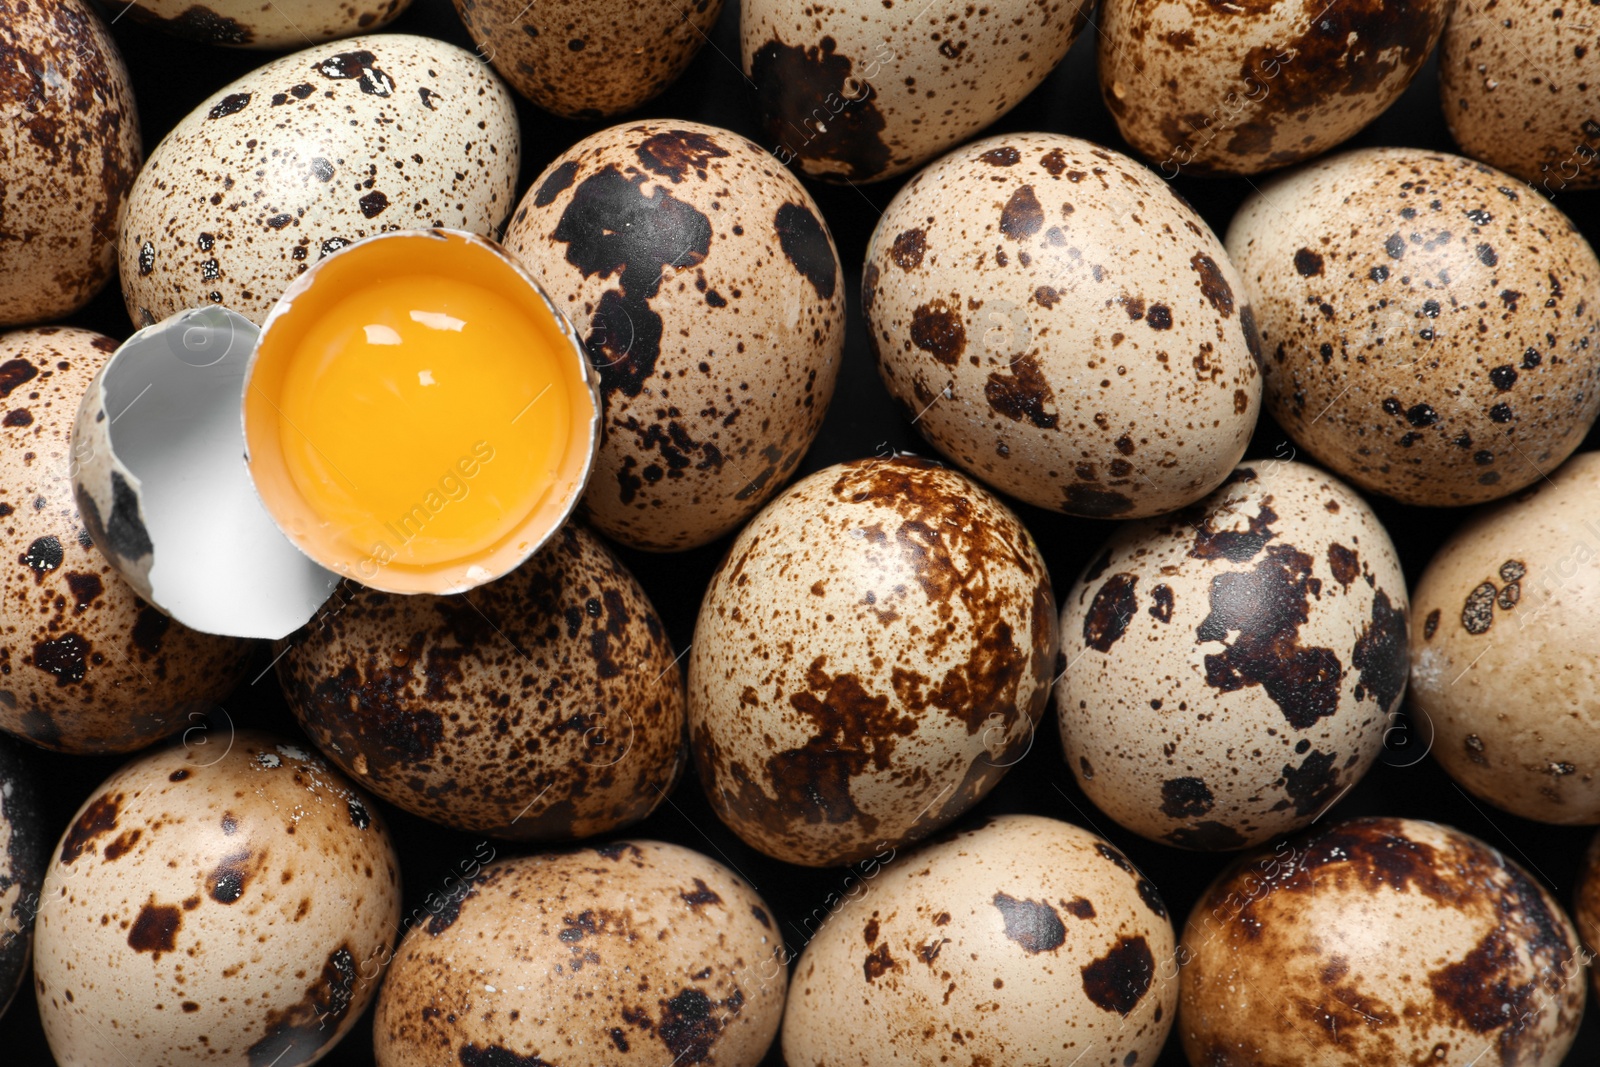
[70,306,341,640]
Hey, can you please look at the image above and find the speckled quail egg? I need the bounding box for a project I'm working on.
[453,0,723,119]
[1058,459,1408,850]
[742,0,1089,182]
[1410,451,1600,823]
[372,840,785,1067]
[864,133,1262,519]
[34,732,401,1067]
[1099,0,1446,175]
[503,121,845,551]
[783,813,1176,1067]
[277,522,686,840]
[1442,0,1600,190]
[119,34,520,327]
[1227,147,1600,506]
[0,734,45,1020]
[0,327,253,754]
[124,0,413,48]
[688,455,1057,868]
[0,0,141,327]
[1574,829,1600,1002]
[1180,817,1586,1066]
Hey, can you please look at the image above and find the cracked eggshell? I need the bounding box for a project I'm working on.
[1227,147,1600,506]
[0,734,46,1020]
[372,840,785,1067]
[124,0,414,49]
[119,34,520,327]
[0,327,253,754]
[864,133,1262,519]
[782,814,1176,1067]
[1057,460,1408,850]
[1442,0,1600,189]
[277,523,686,840]
[1180,817,1585,1066]
[34,732,401,1067]
[503,121,845,551]
[1099,0,1445,176]
[453,0,723,119]
[1410,452,1600,824]
[71,307,341,640]
[742,0,1089,183]
[687,456,1058,868]
[0,0,142,327]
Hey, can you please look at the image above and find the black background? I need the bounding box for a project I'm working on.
[5,0,1600,1063]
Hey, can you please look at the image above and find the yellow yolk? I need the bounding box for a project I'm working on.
[245,229,598,595]
[274,273,572,569]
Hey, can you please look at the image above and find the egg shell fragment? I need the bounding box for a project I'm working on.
[0,327,253,754]
[1057,459,1408,850]
[742,0,1090,182]
[783,813,1176,1067]
[688,455,1058,867]
[1099,0,1446,175]
[119,34,521,326]
[0,734,46,1020]
[33,732,401,1067]
[372,840,785,1067]
[124,0,414,49]
[1227,147,1600,506]
[1410,451,1600,823]
[1180,817,1585,1066]
[0,0,142,327]
[453,0,723,119]
[1442,0,1600,190]
[504,121,845,551]
[277,523,686,840]
[864,133,1262,519]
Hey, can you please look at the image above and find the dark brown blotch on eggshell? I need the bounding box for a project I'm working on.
[124,1,413,49]
[278,523,685,841]
[504,120,845,552]
[688,457,1058,867]
[0,328,253,753]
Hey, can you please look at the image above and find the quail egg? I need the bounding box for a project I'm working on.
[373,840,785,1067]
[278,523,686,840]
[1227,147,1600,506]
[1180,817,1586,1066]
[688,455,1057,867]
[1058,459,1408,849]
[864,133,1262,519]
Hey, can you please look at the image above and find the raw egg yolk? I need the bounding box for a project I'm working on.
[246,230,597,594]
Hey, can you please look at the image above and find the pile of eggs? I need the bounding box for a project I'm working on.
[0,1,1597,1066]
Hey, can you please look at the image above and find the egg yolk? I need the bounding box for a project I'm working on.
[273,273,572,570]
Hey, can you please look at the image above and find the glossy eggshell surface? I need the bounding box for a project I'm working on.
[1099,0,1446,176]
[1442,0,1600,190]
[372,841,785,1067]
[0,0,142,327]
[1228,147,1600,506]
[124,0,414,48]
[688,456,1058,867]
[0,735,46,1019]
[0,327,253,754]
[277,523,686,840]
[1057,460,1409,850]
[864,133,1262,519]
[782,814,1176,1067]
[503,121,845,551]
[119,34,520,326]
[1180,817,1585,1066]
[453,0,722,118]
[1410,451,1600,823]
[33,732,402,1067]
[741,0,1089,183]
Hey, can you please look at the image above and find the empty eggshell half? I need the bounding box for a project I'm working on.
[71,307,340,640]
